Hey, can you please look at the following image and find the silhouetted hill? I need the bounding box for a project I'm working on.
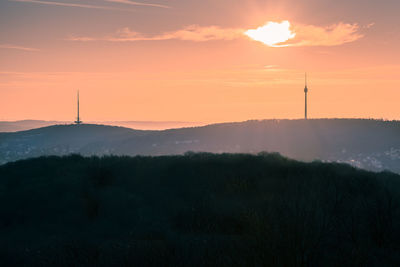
[1,119,400,173]
[0,124,147,161]
[0,120,204,132]
[1,153,399,266]
[0,120,66,132]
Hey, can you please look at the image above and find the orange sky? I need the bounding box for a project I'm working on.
[1,0,399,122]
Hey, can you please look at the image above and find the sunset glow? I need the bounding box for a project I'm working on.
[1,0,400,122]
[245,21,296,47]
[2,1,400,264]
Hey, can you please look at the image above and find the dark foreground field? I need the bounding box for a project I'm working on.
[1,153,400,266]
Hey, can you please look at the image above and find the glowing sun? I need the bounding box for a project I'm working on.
[245,21,296,47]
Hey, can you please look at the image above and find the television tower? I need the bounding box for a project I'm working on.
[304,73,308,120]
[75,90,82,124]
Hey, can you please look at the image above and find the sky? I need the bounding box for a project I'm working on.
[0,0,399,122]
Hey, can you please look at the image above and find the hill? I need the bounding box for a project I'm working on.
[0,153,399,266]
[1,119,400,173]
[0,124,147,163]
[0,120,204,132]
[0,120,66,132]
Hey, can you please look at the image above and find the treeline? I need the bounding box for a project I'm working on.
[0,153,400,266]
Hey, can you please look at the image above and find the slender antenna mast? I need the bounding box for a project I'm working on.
[304,73,308,120]
[75,90,82,124]
[305,73,307,87]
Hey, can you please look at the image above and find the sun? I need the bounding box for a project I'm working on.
[245,21,296,47]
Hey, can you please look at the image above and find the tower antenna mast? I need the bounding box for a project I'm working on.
[304,73,308,120]
[75,90,82,124]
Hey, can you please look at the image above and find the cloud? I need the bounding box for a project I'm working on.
[10,0,134,11]
[67,25,244,42]
[105,0,170,9]
[68,21,365,47]
[284,23,364,47]
[0,44,39,51]
[365,22,375,29]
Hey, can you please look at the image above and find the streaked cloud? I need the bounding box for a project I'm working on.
[10,0,134,11]
[67,25,244,42]
[0,44,39,51]
[105,0,170,9]
[67,21,365,47]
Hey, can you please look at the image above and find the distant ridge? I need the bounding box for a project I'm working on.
[0,120,205,132]
[1,119,400,173]
[0,120,68,133]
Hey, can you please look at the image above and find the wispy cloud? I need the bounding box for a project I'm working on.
[10,0,134,11]
[0,44,39,51]
[67,21,366,47]
[67,25,244,42]
[285,23,364,47]
[105,0,170,9]
[366,23,375,28]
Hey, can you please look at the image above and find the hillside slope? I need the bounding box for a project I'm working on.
[1,119,400,173]
[0,120,204,132]
[0,153,399,266]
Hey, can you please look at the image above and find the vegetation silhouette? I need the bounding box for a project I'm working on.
[1,153,400,266]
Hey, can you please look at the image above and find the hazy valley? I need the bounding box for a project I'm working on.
[1,119,400,174]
